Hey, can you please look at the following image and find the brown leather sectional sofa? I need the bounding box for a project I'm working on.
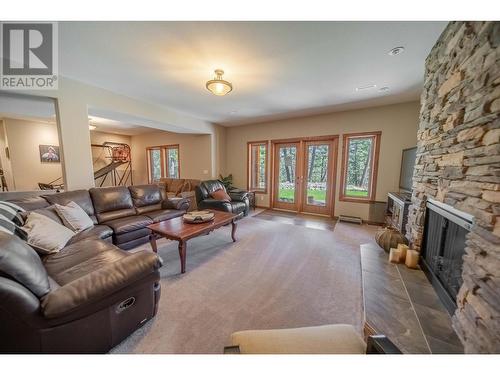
[14,184,190,250]
[0,184,189,353]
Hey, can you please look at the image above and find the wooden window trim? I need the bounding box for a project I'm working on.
[339,131,381,203]
[146,144,180,183]
[247,141,268,194]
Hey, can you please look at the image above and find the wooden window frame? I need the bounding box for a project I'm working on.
[247,141,268,194]
[339,131,381,203]
[146,144,180,183]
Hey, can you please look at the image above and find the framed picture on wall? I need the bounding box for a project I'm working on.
[39,145,60,163]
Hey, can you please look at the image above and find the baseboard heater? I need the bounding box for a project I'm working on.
[338,215,363,224]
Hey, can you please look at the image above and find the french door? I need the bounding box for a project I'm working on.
[272,137,337,216]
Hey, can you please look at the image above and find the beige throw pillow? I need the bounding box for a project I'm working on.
[22,212,75,254]
[54,201,94,232]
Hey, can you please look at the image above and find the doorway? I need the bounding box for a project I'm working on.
[271,136,338,216]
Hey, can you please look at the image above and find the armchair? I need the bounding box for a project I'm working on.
[195,180,250,218]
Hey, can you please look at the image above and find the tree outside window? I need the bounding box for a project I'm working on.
[340,132,380,202]
[147,145,180,182]
[248,141,268,192]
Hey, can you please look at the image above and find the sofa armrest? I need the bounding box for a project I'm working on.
[0,276,41,318]
[41,251,162,319]
[198,198,232,212]
[366,335,402,354]
[162,197,190,211]
[229,191,248,201]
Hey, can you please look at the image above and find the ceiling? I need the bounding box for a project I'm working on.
[59,21,447,126]
[88,115,156,136]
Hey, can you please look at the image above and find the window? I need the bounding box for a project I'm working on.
[166,146,179,178]
[147,144,180,182]
[340,132,381,202]
[248,141,268,193]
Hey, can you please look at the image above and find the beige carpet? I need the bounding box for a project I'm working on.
[111,217,378,353]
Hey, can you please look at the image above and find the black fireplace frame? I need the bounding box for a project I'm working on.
[420,199,473,315]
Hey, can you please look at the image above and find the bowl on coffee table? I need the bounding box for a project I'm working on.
[183,210,215,223]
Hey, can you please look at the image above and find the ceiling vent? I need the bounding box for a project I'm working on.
[388,46,405,56]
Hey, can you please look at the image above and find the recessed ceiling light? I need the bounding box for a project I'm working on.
[356,84,377,91]
[388,46,405,56]
[379,86,390,92]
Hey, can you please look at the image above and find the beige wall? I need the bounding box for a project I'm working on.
[90,130,132,187]
[1,118,63,191]
[131,130,212,184]
[225,101,420,220]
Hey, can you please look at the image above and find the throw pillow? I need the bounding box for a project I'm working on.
[54,201,94,232]
[0,213,28,240]
[0,201,26,226]
[22,212,75,254]
[210,189,231,202]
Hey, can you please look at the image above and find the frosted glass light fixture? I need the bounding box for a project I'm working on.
[206,69,233,96]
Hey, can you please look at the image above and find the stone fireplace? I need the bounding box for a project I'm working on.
[406,21,499,353]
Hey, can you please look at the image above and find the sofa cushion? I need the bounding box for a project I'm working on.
[22,212,75,255]
[128,185,162,208]
[114,228,151,245]
[43,239,128,285]
[0,232,51,298]
[231,324,367,354]
[89,186,135,223]
[104,215,153,235]
[54,201,94,232]
[145,209,184,223]
[43,190,98,224]
[67,225,113,245]
[168,179,185,196]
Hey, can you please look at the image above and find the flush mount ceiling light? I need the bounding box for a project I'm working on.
[89,125,97,130]
[206,69,233,96]
[388,46,405,56]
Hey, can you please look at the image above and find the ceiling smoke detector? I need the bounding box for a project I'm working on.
[388,46,405,56]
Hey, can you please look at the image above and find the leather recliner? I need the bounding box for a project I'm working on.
[0,232,162,353]
[195,180,250,218]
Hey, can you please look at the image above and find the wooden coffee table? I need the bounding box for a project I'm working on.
[147,211,238,274]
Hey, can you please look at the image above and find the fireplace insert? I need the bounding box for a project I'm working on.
[420,199,473,315]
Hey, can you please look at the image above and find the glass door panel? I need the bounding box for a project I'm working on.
[301,140,335,215]
[273,143,299,211]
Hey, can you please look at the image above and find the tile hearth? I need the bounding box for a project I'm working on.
[361,243,463,353]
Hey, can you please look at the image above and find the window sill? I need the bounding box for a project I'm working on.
[339,197,376,204]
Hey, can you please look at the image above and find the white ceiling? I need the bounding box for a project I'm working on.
[59,21,447,126]
[88,116,156,136]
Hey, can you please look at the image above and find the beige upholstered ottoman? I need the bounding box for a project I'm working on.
[229,324,367,354]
